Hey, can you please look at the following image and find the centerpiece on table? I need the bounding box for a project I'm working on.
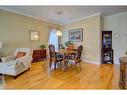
[64,41,73,47]
[64,41,74,51]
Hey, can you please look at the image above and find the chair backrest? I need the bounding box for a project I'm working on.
[49,44,56,59]
[75,45,83,60]
[14,48,32,57]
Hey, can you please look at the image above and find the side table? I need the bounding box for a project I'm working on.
[119,56,127,89]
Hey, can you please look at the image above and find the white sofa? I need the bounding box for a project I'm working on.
[0,48,32,79]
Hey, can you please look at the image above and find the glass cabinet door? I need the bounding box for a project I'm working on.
[103,34,111,48]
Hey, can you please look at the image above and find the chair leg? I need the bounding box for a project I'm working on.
[79,62,82,71]
[75,62,82,72]
[71,63,73,67]
[60,61,63,71]
[65,61,68,71]
[61,60,66,72]
[14,76,18,79]
[49,60,52,70]
[60,61,62,67]
[75,63,78,72]
[54,61,56,70]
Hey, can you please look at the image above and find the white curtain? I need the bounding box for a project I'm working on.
[48,28,58,52]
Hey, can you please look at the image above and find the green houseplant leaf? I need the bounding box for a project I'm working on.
[39,44,46,49]
[64,41,73,47]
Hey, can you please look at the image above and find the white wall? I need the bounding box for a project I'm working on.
[104,12,127,64]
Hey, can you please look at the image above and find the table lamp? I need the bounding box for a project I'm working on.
[56,30,62,49]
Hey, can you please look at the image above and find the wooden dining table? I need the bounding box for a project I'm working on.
[58,49,77,55]
[58,49,77,71]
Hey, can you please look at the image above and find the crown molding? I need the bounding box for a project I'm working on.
[0,7,103,25]
[62,12,102,25]
[0,7,60,25]
[104,11,127,18]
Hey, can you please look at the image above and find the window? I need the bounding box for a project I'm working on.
[48,28,58,51]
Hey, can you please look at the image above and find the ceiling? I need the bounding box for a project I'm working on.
[0,6,127,25]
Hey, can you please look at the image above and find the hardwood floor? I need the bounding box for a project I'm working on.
[4,61,120,89]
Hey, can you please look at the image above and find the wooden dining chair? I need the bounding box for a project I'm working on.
[66,45,83,71]
[65,44,76,59]
[48,44,63,70]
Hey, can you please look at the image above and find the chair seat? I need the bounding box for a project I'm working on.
[65,54,75,59]
[56,53,63,59]
[51,57,63,62]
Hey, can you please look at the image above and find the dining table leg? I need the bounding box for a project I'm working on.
[62,53,67,71]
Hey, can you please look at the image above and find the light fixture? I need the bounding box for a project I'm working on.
[54,9,64,15]
[57,30,62,49]
[56,30,62,36]
[0,41,2,48]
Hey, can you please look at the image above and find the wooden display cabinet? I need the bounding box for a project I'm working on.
[101,31,114,64]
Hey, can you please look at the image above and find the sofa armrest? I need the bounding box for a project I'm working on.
[16,56,32,67]
[16,56,32,62]
[1,55,16,63]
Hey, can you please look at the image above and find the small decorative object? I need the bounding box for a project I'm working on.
[39,44,46,49]
[64,41,73,47]
[69,28,83,42]
[29,30,39,41]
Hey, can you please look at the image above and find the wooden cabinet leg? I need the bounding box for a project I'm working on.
[14,76,17,79]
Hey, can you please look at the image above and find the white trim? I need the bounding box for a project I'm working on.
[82,59,100,65]
[0,7,60,25]
[62,12,102,25]
[100,12,105,18]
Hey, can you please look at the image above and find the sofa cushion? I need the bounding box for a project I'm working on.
[1,56,16,63]
[16,52,26,59]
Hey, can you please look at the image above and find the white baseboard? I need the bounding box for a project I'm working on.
[82,60,100,65]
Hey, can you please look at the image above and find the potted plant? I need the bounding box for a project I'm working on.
[64,41,73,47]
[39,44,46,50]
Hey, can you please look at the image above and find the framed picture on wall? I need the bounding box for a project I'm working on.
[69,28,83,42]
[29,30,39,41]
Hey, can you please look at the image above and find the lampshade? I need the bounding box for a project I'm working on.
[0,41,2,48]
[56,30,62,36]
